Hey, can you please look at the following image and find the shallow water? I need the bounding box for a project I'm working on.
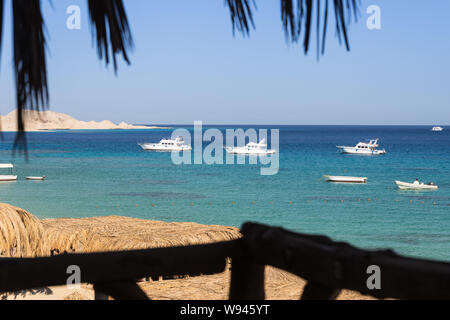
[0,125,448,261]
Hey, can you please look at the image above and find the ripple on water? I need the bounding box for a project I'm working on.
[196,173,221,177]
[306,196,364,201]
[111,192,206,199]
[399,167,440,172]
[362,233,450,245]
[401,195,450,201]
[122,179,184,185]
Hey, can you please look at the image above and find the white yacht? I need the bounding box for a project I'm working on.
[225,139,276,155]
[138,137,192,152]
[0,164,17,182]
[337,139,386,155]
[432,126,443,132]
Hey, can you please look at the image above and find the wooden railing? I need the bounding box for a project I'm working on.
[1,222,450,300]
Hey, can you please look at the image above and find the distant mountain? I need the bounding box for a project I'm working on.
[0,109,164,131]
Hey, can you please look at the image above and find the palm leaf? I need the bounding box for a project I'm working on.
[12,0,49,153]
[225,0,359,54]
[280,0,359,54]
[0,0,3,63]
[87,0,134,73]
[225,0,256,36]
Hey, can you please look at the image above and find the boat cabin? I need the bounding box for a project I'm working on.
[0,163,14,173]
[355,139,379,150]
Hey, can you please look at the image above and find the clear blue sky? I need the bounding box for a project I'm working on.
[0,0,449,125]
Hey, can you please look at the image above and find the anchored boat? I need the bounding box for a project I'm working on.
[0,164,17,182]
[225,139,276,155]
[337,139,386,155]
[395,180,438,190]
[324,175,367,184]
[432,126,444,132]
[26,176,46,181]
[138,137,192,152]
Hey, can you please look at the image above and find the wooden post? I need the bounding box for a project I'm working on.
[301,281,341,300]
[229,257,265,300]
[94,288,109,300]
[238,222,450,300]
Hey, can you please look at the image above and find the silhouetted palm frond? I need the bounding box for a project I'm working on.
[225,0,359,54]
[12,0,48,154]
[225,0,256,36]
[279,0,359,55]
[0,0,3,62]
[87,0,134,73]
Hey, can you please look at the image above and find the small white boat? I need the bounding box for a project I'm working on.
[395,180,438,190]
[225,139,276,155]
[337,139,386,155]
[26,176,46,181]
[432,126,443,132]
[324,175,367,184]
[138,137,192,152]
[0,164,17,182]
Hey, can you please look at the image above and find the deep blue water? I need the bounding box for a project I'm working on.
[0,125,449,261]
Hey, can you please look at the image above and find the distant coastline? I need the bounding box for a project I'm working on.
[0,109,171,132]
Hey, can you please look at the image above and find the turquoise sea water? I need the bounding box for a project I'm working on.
[0,126,449,261]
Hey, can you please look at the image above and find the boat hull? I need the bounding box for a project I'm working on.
[26,176,46,181]
[395,181,438,190]
[225,149,276,155]
[139,144,192,152]
[338,147,386,155]
[225,147,276,155]
[324,175,367,183]
[0,175,17,182]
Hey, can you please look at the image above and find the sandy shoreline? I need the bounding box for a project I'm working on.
[0,203,375,300]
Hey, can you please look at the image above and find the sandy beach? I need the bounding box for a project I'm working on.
[0,203,375,300]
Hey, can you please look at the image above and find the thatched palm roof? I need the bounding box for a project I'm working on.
[0,0,359,150]
[0,202,241,257]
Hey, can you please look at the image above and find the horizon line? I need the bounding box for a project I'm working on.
[135,124,449,127]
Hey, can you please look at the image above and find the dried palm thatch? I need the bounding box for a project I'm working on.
[0,203,48,257]
[42,216,241,254]
[0,203,375,300]
[0,0,359,151]
[0,203,241,257]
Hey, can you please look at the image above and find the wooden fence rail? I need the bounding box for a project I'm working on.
[1,222,450,300]
[237,223,450,300]
[0,240,243,299]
